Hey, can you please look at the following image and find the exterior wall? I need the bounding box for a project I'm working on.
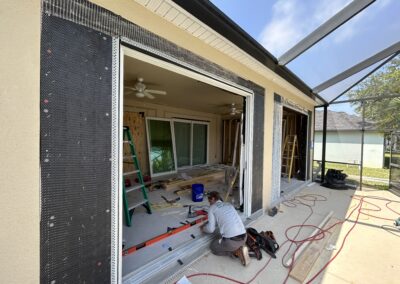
[0,0,317,280]
[90,0,316,210]
[314,131,385,168]
[0,1,41,283]
[124,99,222,169]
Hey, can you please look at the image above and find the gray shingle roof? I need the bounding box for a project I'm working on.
[315,110,378,131]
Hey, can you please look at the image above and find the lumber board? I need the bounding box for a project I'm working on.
[164,170,225,192]
[285,211,333,267]
[150,201,182,210]
[290,217,341,283]
[304,220,343,283]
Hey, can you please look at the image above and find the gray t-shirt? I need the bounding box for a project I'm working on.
[203,200,246,238]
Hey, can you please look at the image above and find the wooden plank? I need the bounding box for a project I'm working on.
[164,170,225,192]
[304,220,343,283]
[290,217,341,283]
[285,211,334,267]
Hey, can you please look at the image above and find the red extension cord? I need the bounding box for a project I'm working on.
[175,193,400,284]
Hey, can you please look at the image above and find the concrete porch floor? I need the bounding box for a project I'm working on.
[167,184,400,284]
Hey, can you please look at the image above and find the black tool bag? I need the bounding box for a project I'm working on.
[246,228,279,259]
[323,169,348,189]
[245,231,262,260]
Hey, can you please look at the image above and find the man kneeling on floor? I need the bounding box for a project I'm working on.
[200,191,250,266]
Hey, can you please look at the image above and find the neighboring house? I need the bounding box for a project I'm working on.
[1,1,320,283]
[314,111,385,168]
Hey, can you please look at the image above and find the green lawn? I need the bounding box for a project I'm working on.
[313,161,390,190]
[320,162,389,179]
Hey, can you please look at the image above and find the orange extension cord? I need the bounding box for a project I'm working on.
[175,193,400,284]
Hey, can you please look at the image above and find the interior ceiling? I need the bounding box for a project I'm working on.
[123,55,243,115]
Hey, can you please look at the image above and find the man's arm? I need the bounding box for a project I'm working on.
[202,208,216,233]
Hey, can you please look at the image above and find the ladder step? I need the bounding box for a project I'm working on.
[123,170,139,176]
[125,184,145,193]
[128,199,148,211]
[123,140,132,144]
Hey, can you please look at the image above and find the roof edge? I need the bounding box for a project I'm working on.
[172,0,326,104]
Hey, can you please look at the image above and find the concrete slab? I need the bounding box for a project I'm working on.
[167,184,400,284]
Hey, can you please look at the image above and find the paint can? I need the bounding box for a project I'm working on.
[192,184,204,202]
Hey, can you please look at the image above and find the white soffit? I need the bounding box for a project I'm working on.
[133,0,316,105]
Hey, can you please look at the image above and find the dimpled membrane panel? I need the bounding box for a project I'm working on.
[40,14,112,283]
[42,0,266,215]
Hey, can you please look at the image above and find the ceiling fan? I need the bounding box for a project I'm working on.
[124,77,167,99]
[223,103,242,116]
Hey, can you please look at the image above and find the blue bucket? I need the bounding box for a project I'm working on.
[192,184,204,202]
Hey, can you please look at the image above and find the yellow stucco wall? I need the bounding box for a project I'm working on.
[91,0,316,209]
[0,1,41,283]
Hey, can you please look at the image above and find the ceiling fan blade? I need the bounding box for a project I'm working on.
[135,92,145,98]
[146,89,167,95]
[124,86,137,91]
[144,91,155,99]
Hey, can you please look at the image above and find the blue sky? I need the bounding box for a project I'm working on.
[210,0,400,113]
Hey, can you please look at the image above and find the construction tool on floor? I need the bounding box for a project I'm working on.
[122,215,208,256]
[281,134,299,183]
[122,126,152,227]
[187,205,208,218]
[161,195,181,204]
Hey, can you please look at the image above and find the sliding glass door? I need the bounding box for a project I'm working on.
[146,118,209,176]
[173,120,208,168]
[174,121,191,167]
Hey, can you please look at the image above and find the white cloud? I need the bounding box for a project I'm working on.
[258,0,306,56]
[258,0,356,56]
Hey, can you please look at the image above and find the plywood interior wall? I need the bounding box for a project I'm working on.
[282,108,308,180]
[222,118,241,166]
[282,110,297,143]
[123,111,149,176]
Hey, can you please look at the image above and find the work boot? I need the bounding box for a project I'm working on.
[234,246,250,266]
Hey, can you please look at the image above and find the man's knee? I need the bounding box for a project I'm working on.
[210,239,220,253]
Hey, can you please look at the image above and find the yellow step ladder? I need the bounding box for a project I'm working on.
[281,134,299,183]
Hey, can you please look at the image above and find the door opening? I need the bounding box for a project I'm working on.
[119,46,254,279]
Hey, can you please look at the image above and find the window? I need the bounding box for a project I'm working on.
[146,118,209,176]
[174,120,208,167]
[146,119,176,176]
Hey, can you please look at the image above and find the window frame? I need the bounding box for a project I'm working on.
[145,117,178,177]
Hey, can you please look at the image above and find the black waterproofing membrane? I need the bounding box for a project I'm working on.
[40,14,112,283]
